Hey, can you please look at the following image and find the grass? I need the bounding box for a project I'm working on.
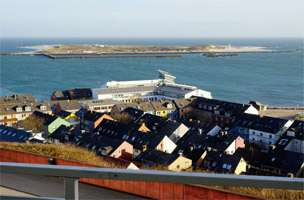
[0,142,122,168]
[1,142,303,199]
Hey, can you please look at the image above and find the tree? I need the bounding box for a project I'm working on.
[18,114,45,131]
[113,113,132,124]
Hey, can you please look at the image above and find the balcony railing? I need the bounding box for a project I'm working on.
[1,162,303,200]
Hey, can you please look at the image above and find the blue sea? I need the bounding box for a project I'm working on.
[0,38,303,107]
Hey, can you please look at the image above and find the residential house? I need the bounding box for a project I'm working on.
[79,99,119,114]
[229,113,294,151]
[190,97,258,128]
[95,119,177,157]
[111,101,155,118]
[233,148,268,171]
[51,88,92,101]
[275,120,304,153]
[0,94,36,104]
[56,110,80,126]
[158,120,189,143]
[249,101,268,113]
[0,125,45,143]
[261,149,304,177]
[173,128,244,160]
[173,98,193,120]
[82,111,114,133]
[199,150,246,175]
[151,100,178,119]
[53,100,81,114]
[0,102,52,126]
[133,149,192,171]
[33,111,70,138]
[75,132,133,161]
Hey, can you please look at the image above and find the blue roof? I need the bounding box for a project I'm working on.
[0,125,32,143]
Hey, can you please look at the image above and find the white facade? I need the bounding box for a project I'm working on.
[248,120,294,151]
[168,123,189,143]
[244,105,259,115]
[156,135,177,153]
[92,70,212,103]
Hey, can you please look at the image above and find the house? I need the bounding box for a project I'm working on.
[56,110,80,126]
[133,149,192,171]
[49,125,73,144]
[233,148,268,170]
[151,100,178,119]
[102,155,139,170]
[79,99,119,114]
[0,125,45,143]
[75,132,133,161]
[136,113,168,133]
[75,108,88,118]
[95,119,177,157]
[173,98,193,119]
[92,70,211,103]
[81,111,114,133]
[0,102,52,126]
[261,149,304,177]
[229,113,294,151]
[173,128,244,158]
[199,150,246,175]
[158,120,189,143]
[276,120,304,153]
[111,101,155,118]
[51,88,92,101]
[33,111,70,138]
[53,100,81,114]
[120,107,144,122]
[190,97,258,128]
[0,94,36,104]
[249,101,268,113]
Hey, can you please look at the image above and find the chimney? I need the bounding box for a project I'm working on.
[13,94,17,99]
[198,128,202,135]
[190,146,194,151]
[189,118,192,122]
[178,152,183,157]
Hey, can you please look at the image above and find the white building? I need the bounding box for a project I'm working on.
[92,70,212,103]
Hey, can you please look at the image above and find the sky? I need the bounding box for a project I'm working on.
[0,0,303,38]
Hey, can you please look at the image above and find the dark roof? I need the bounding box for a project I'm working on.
[233,148,267,167]
[262,150,304,174]
[75,108,88,118]
[75,132,126,156]
[52,88,92,100]
[0,94,36,104]
[134,149,179,166]
[231,113,289,134]
[158,120,183,137]
[173,129,233,155]
[214,155,243,174]
[95,119,164,150]
[121,107,144,122]
[56,110,72,119]
[33,111,58,126]
[192,97,251,117]
[83,111,106,122]
[50,125,71,141]
[199,150,224,171]
[136,113,168,132]
[0,125,32,143]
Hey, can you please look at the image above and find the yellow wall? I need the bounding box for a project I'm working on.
[66,113,79,122]
[156,110,167,117]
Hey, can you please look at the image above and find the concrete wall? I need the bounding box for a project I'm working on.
[0,148,261,200]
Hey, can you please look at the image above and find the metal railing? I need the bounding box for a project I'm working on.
[1,162,303,200]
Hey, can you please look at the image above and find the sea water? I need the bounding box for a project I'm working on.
[0,37,303,106]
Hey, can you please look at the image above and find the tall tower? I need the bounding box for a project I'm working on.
[228,43,231,49]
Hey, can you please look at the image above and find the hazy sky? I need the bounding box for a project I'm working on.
[1,0,303,38]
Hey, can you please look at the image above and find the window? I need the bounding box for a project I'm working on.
[269,135,272,139]
[7,115,12,119]
[176,165,180,169]
[223,164,227,169]
[260,133,263,136]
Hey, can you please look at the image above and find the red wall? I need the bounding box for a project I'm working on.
[0,148,261,200]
